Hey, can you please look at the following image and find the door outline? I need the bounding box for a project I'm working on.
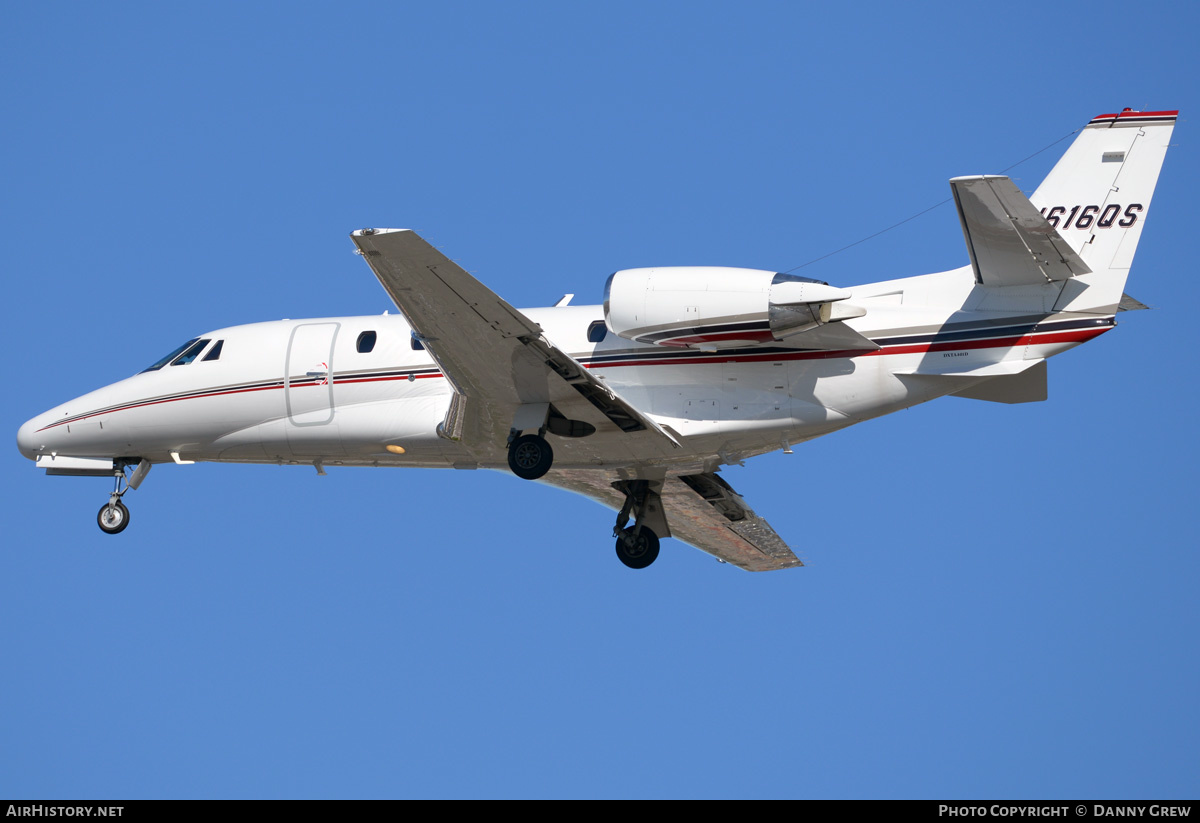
[285,322,340,426]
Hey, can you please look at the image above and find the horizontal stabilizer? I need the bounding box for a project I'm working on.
[951,175,1091,286]
[1118,293,1150,312]
[952,360,1047,404]
[896,359,1047,404]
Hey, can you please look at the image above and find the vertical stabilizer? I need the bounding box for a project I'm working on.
[1029,109,1176,314]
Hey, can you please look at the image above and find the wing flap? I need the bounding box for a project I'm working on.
[543,469,802,571]
[951,175,1091,286]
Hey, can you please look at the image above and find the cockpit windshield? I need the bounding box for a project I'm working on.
[170,339,211,366]
[142,339,200,372]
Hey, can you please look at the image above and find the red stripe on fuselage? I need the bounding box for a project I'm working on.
[589,326,1108,369]
[36,326,1108,431]
[37,373,449,431]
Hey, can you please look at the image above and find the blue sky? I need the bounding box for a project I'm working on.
[3,2,1197,799]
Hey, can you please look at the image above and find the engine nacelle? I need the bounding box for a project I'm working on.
[603,266,858,349]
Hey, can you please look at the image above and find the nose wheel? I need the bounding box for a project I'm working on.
[98,501,130,535]
[94,460,150,535]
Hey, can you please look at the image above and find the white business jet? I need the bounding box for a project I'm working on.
[16,109,1176,570]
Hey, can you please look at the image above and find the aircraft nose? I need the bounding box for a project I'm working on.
[17,416,41,461]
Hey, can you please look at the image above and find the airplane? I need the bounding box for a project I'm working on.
[16,108,1177,571]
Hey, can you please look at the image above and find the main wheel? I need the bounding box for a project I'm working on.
[508,434,553,480]
[615,526,659,569]
[97,501,130,535]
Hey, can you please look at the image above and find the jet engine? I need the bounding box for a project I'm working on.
[603,267,865,350]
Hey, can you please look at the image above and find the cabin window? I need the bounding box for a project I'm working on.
[587,321,607,343]
[142,339,200,372]
[202,340,224,361]
[171,339,211,366]
[411,334,425,351]
[357,331,377,353]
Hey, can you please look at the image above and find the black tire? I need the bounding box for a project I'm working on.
[97,501,130,535]
[615,526,659,569]
[508,434,553,480]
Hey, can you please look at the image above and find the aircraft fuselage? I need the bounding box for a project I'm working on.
[17,277,1107,476]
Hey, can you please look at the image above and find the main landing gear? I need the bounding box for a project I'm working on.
[505,403,597,482]
[612,479,669,569]
[507,433,553,480]
[616,525,659,569]
[501,403,668,569]
[97,460,150,535]
[506,402,555,481]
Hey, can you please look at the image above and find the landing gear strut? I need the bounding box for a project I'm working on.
[612,479,669,569]
[96,460,150,535]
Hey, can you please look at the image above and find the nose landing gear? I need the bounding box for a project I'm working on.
[96,460,150,535]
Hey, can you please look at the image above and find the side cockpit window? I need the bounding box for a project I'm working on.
[357,331,377,353]
[202,340,224,361]
[171,339,211,366]
[142,339,199,372]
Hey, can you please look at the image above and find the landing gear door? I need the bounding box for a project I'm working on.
[285,322,339,426]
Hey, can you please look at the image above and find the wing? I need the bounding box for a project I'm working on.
[542,469,802,572]
[350,229,679,461]
[950,175,1091,286]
